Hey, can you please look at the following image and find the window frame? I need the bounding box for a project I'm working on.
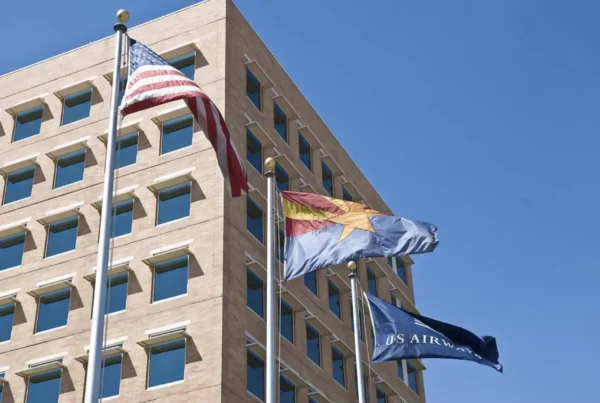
[0,303,16,343]
[34,288,72,334]
[328,279,342,319]
[247,268,265,319]
[146,336,187,389]
[273,102,288,142]
[44,216,79,259]
[159,114,194,156]
[279,298,294,344]
[12,105,44,143]
[304,270,318,297]
[298,132,312,171]
[331,345,346,387]
[305,322,321,367]
[0,231,26,271]
[247,196,265,244]
[3,165,36,205]
[246,128,263,174]
[321,161,334,196]
[60,87,93,126]
[53,148,87,190]
[156,181,192,226]
[151,255,190,304]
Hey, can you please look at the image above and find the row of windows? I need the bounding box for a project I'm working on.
[2,114,195,207]
[8,53,195,144]
[0,254,190,341]
[0,180,192,271]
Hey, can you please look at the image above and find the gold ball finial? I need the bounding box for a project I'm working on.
[116,9,130,23]
[347,261,357,271]
[265,157,276,170]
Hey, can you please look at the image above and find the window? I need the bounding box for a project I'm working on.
[397,361,404,381]
[45,216,79,258]
[117,77,128,107]
[0,373,4,401]
[3,166,35,204]
[111,200,134,238]
[0,232,26,270]
[246,68,262,111]
[152,256,189,302]
[107,272,128,314]
[304,270,318,296]
[280,299,294,343]
[407,362,419,395]
[298,133,311,171]
[13,106,43,142]
[247,197,264,243]
[331,346,345,387]
[35,288,71,333]
[376,386,386,403]
[0,303,15,342]
[328,280,341,319]
[275,163,289,192]
[61,88,92,125]
[148,337,186,388]
[388,257,407,284]
[280,376,296,403]
[169,52,196,80]
[161,115,194,155]
[102,352,123,398]
[322,161,333,196]
[26,363,62,403]
[247,129,262,174]
[391,292,398,308]
[274,103,287,142]
[247,350,265,400]
[115,132,138,169]
[342,185,353,202]
[247,268,264,318]
[306,323,321,366]
[364,374,370,403]
[157,182,191,225]
[367,266,378,296]
[54,149,86,189]
[277,228,285,263]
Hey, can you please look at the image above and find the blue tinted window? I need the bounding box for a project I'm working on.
[0,232,25,270]
[275,163,289,192]
[161,115,193,155]
[280,299,294,343]
[157,182,191,225]
[153,256,188,302]
[26,367,62,403]
[246,68,261,111]
[391,293,398,308]
[247,129,262,174]
[280,376,295,403]
[277,228,285,263]
[117,77,127,107]
[36,289,70,333]
[306,323,321,366]
[4,166,35,204]
[331,346,345,387]
[397,361,404,380]
[13,106,43,142]
[367,266,378,296]
[111,200,133,238]
[274,103,287,142]
[169,52,195,80]
[298,133,311,171]
[376,386,386,403]
[46,216,78,258]
[396,258,407,283]
[54,149,85,189]
[115,132,138,169]
[0,304,15,342]
[247,350,264,400]
[148,338,185,388]
[102,353,122,398]
[247,269,263,318]
[342,186,353,202]
[62,88,92,125]
[247,197,263,243]
[322,162,333,196]
[304,270,318,296]
[328,280,341,319]
[407,362,418,395]
[107,272,128,314]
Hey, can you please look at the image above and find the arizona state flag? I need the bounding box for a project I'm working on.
[282,191,438,280]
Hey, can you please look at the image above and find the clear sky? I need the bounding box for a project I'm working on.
[2,1,599,402]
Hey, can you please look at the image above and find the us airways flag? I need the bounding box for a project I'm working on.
[282,191,438,280]
[365,293,502,372]
[120,38,248,197]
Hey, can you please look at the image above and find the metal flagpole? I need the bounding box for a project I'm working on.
[84,10,129,403]
[264,157,277,403]
[348,261,366,403]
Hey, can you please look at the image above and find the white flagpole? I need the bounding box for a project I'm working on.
[348,260,366,403]
[84,10,129,403]
[264,157,278,403]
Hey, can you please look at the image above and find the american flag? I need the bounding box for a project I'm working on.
[120,38,248,197]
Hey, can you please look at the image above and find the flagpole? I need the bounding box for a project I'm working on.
[264,157,277,403]
[348,260,366,403]
[84,10,128,403]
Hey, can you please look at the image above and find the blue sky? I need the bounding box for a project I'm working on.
[2,1,599,402]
